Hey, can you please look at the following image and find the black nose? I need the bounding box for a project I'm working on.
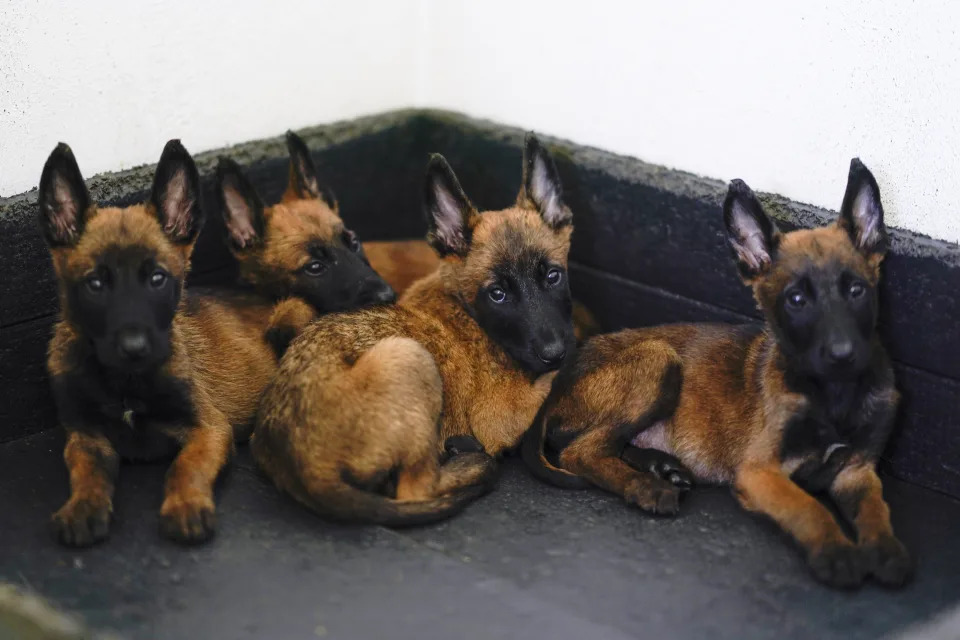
[536,341,567,367]
[827,339,854,364]
[359,278,396,305]
[117,328,150,360]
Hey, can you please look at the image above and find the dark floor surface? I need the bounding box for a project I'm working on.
[1,430,959,640]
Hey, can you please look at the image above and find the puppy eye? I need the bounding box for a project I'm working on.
[848,281,866,299]
[545,268,563,287]
[149,270,168,288]
[786,289,806,308]
[304,260,328,276]
[342,229,360,252]
[488,287,507,303]
[86,276,104,293]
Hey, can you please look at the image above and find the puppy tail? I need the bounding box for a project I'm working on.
[297,464,499,528]
[520,396,590,489]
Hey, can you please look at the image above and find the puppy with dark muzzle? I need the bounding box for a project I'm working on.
[230,131,598,350]
[214,132,395,354]
[523,159,910,589]
[41,141,291,546]
[252,134,577,525]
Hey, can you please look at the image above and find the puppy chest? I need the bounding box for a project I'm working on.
[780,415,855,492]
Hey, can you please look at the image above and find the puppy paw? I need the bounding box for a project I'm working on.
[160,494,216,544]
[52,497,112,547]
[807,541,865,589]
[443,435,485,457]
[862,535,913,587]
[624,476,682,516]
[622,446,694,491]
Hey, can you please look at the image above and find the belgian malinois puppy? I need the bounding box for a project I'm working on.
[41,141,283,546]
[252,134,577,525]
[216,132,395,312]
[364,238,601,342]
[215,132,396,353]
[232,132,598,343]
[523,160,910,588]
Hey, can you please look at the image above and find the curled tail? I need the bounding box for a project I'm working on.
[520,397,590,489]
[304,483,492,528]
[292,457,499,528]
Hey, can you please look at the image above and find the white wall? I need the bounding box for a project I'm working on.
[3,1,958,243]
[420,1,960,244]
[0,0,423,196]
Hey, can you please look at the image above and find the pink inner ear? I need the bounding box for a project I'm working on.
[223,187,257,248]
[734,231,770,272]
[729,202,771,273]
[298,162,320,197]
[162,171,193,239]
[49,176,80,241]
[530,157,565,224]
[432,183,465,251]
[852,186,881,250]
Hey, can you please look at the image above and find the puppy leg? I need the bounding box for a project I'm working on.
[621,446,694,491]
[831,463,912,587]
[160,410,233,544]
[735,463,864,588]
[52,431,118,547]
[560,429,682,515]
[552,340,684,513]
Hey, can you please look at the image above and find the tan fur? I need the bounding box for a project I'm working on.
[530,217,908,587]
[253,200,569,524]
[51,205,189,285]
[236,198,343,292]
[365,238,599,341]
[364,240,441,295]
[48,200,285,545]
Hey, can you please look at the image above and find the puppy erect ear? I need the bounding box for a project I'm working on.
[216,158,266,252]
[838,158,888,259]
[424,154,478,258]
[151,140,204,245]
[285,130,337,210]
[38,143,91,248]
[723,179,781,281]
[519,133,572,229]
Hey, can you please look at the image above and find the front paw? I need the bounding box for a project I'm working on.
[160,494,216,544]
[52,497,112,547]
[807,540,865,588]
[862,535,913,587]
[443,435,485,457]
[622,446,694,492]
[624,476,682,516]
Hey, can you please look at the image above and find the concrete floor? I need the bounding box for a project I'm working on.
[1,430,959,640]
